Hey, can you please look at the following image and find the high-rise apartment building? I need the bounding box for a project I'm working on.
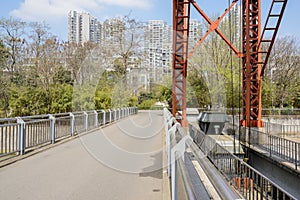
[189,19,202,49]
[68,10,101,44]
[144,20,172,82]
[101,18,125,45]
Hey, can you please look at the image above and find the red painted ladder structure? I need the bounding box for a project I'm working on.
[172,0,288,127]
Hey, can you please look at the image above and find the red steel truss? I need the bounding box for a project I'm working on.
[172,0,190,127]
[240,0,287,127]
[172,0,287,127]
[240,0,263,127]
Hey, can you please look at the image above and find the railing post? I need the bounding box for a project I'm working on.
[83,111,88,131]
[295,142,298,170]
[297,143,300,170]
[269,135,272,157]
[102,110,106,125]
[113,109,117,122]
[109,109,112,123]
[94,110,98,128]
[70,113,75,136]
[16,117,25,155]
[113,109,115,121]
[49,114,56,144]
[171,152,178,200]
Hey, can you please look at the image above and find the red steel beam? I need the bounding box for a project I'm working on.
[172,0,190,127]
[240,0,263,127]
[188,0,242,58]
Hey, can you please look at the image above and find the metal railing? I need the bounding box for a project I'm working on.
[0,107,138,158]
[189,124,297,199]
[0,118,19,156]
[264,121,300,137]
[164,109,197,200]
[227,115,300,170]
[164,108,240,200]
[237,127,300,170]
[53,113,72,139]
[228,115,300,137]
[197,108,300,116]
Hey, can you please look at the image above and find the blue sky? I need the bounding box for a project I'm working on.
[0,0,299,42]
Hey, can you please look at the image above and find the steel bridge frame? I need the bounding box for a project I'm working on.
[172,0,190,127]
[172,0,287,127]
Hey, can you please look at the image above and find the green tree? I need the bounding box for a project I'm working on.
[0,40,9,117]
[50,84,73,113]
[128,96,138,107]
[266,36,300,108]
[72,83,96,111]
[187,66,211,108]
[187,12,242,109]
[94,89,112,110]
[9,85,50,116]
[0,17,26,83]
[138,99,156,110]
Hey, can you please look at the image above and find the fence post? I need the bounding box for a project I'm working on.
[16,117,25,155]
[115,108,120,121]
[297,143,300,170]
[70,113,75,136]
[171,153,178,200]
[84,111,88,131]
[102,110,106,125]
[94,110,98,128]
[267,119,270,134]
[269,135,272,157]
[49,114,56,144]
[295,143,298,170]
[109,109,112,123]
[112,109,115,122]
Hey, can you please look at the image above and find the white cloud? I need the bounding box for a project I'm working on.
[10,0,153,22]
[97,0,152,9]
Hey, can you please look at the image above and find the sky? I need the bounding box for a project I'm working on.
[0,0,299,42]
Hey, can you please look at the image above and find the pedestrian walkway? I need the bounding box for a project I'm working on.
[0,110,168,200]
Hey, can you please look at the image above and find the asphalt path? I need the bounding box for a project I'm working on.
[0,110,166,200]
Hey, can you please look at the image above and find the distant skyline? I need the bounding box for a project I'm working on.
[0,0,299,42]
